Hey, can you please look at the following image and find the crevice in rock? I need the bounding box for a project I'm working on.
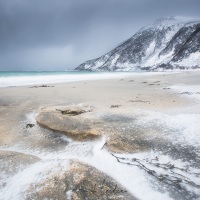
[56,109,86,116]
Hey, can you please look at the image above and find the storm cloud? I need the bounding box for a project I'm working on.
[0,0,200,71]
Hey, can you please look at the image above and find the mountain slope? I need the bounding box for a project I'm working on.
[76,17,200,71]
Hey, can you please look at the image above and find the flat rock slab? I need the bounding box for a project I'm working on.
[36,106,101,141]
[36,105,162,153]
[36,105,170,155]
[27,160,136,200]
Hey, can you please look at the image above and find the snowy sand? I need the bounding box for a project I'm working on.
[0,71,200,200]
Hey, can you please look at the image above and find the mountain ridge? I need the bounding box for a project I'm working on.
[76,16,200,71]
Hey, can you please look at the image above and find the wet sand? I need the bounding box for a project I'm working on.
[0,71,200,200]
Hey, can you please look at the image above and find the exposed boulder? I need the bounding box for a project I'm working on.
[0,150,40,188]
[36,106,101,141]
[26,160,136,200]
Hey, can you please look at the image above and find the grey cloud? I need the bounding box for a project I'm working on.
[0,0,200,70]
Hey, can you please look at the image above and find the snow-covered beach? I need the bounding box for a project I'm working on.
[0,71,200,200]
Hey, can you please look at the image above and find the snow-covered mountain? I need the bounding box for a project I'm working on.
[76,17,200,71]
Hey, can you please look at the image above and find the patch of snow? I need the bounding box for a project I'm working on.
[25,112,37,124]
[172,52,200,68]
[0,137,174,200]
[113,151,200,196]
[136,110,200,148]
[143,24,181,68]
[145,41,156,59]
[0,160,69,200]
[66,190,72,200]
[110,54,120,66]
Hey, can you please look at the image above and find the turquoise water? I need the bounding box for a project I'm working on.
[0,71,108,77]
[0,71,134,87]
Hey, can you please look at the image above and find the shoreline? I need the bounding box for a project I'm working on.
[0,71,187,88]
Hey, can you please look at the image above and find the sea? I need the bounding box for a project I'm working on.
[0,71,135,87]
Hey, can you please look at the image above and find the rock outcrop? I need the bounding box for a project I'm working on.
[26,160,136,200]
[36,106,100,141]
[0,151,40,189]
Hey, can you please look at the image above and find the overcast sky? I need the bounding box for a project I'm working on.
[0,0,200,71]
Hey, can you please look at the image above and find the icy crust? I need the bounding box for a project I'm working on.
[76,17,200,71]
